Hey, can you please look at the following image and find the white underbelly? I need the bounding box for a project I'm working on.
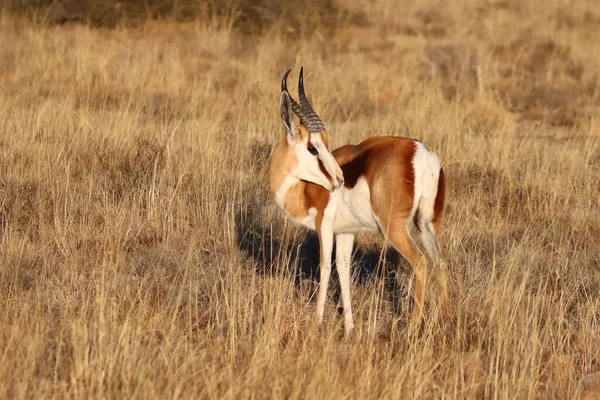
[333,177,379,233]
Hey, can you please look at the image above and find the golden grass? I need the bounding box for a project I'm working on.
[1,0,600,398]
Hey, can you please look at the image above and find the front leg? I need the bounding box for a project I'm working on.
[316,210,335,325]
[336,233,355,334]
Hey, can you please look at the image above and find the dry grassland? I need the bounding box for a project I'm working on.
[1,0,600,398]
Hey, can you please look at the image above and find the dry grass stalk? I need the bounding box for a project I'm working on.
[1,0,600,398]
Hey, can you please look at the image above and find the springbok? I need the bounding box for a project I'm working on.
[270,68,447,334]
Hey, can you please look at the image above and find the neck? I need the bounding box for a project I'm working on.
[269,141,305,217]
[270,139,334,223]
[273,173,315,220]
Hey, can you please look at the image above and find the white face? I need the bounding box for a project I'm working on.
[291,132,344,191]
[279,91,343,191]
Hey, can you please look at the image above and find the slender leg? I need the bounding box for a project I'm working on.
[420,224,449,313]
[435,260,449,314]
[316,216,335,324]
[412,252,428,323]
[385,223,428,323]
[336,233,355,334]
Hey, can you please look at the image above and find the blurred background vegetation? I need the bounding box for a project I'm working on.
[1,0,366,33]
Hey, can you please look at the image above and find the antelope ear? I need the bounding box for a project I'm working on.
[280,92,297,142]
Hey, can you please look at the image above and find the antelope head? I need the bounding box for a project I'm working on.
[277,68,344,191]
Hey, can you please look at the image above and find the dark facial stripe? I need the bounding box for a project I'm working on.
[318,159,332,181]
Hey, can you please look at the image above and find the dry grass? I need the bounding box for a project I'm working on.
[1,0,600,398]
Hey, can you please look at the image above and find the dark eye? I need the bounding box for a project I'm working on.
[307,145,318,156]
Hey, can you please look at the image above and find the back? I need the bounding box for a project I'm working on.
[334,137,419,219]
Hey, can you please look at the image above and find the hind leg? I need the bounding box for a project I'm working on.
[382,219,429,323]
[430,215,450,314]
[420,224,449,313]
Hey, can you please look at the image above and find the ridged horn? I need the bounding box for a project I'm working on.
[281,69,305,120]
[298,67,326,133]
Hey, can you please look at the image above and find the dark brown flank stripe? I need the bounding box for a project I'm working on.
[412,208,422,233]
[338,150,366,189]
[404,142,416,204]
[432,167,445,225]
[333,139,416,198]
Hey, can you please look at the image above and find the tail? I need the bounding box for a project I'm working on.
[410,142,448,309]
[410,141,445,261]
[416,167,445,265]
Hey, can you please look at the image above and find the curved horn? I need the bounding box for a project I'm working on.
[281,69,305,120]
[298,67,326,133]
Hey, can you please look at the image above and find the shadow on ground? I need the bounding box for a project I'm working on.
[236,204,413,314]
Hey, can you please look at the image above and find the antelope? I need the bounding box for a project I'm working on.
[270,68,447,334]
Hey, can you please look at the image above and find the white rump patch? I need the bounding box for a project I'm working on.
[411,141,442,223]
